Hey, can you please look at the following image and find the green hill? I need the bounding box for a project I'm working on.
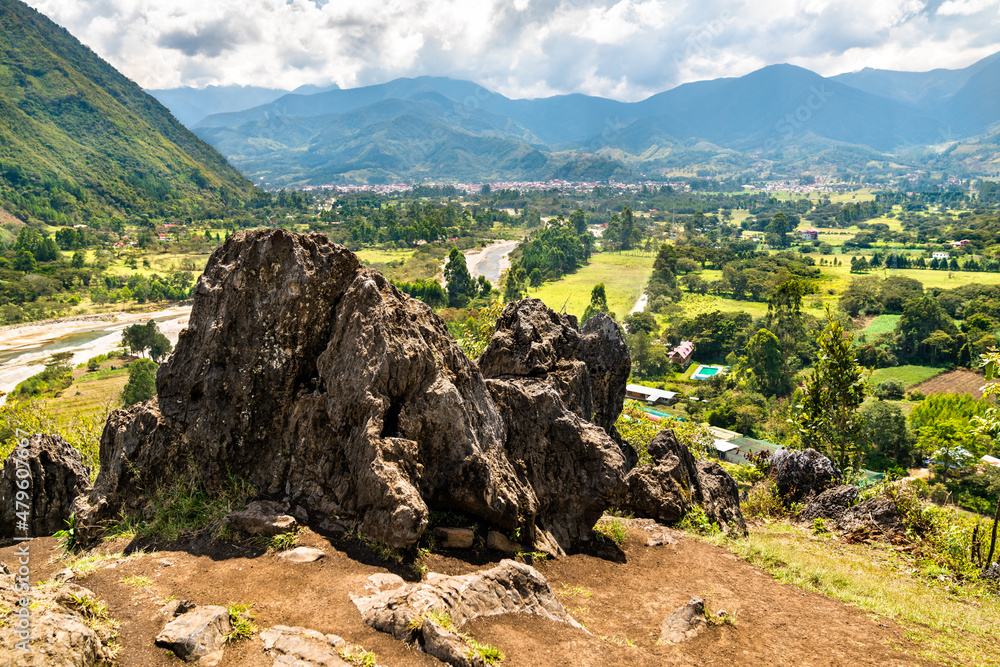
[0,0,254,225]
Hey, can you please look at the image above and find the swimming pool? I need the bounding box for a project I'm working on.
[691,365,727,380]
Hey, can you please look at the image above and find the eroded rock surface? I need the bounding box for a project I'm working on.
[0,564,116,666]
[352,560,582,667]
[614,430,747,536]
[837,495,906,537]
[260,625,349,667]
[659,596,707,644]
[770,448,841,504]
[76,230,632,554]
[0,434,91,539]
[800,485,860,523]
[155,604,231,665]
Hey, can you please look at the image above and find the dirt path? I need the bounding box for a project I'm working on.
[3,523,930,667]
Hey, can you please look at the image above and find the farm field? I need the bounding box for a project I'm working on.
[43,363,129,424]
[869,365,945,388]
[355,248,417,266]
[532,250,656,321]
[861,314,901,337]
[911,369,986,398]
[815,260,1000,292]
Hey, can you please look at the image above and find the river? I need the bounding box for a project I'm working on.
[465,240,519,284]
[0,306,192,398]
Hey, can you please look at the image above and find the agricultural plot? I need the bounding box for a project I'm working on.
[861,314,900,337]
[911,369,986,398]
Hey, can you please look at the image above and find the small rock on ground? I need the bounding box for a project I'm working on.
[260,625,349,666]
[278,547,325,563]
[155,605,231,665]
[659,596,707,644]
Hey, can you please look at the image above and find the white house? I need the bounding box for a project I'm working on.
[625,384,679,406]
[932,252,950,261]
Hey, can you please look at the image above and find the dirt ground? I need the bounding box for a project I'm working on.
[2,525,932,667]
[912,369,985,398]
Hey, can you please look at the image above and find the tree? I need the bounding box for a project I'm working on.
[502,262,527,303]
[974,350,1000,571]
[149,333,173,362]
[582,283,611,322]
[71,251,85,269]
[121,359,157,406]
[797,311,870,471]
[13,250,36,273]
[529,268,543,291]
[623,311,658,336]
[859,400,915,470]
[570,208,587,235]
[444,247,472,307]
[736,328,792,396]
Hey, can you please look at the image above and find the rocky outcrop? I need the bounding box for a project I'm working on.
[837,495,906,537]
[770,448,841,504]
[0,564,117,666]
[155,605,231,665]
[260,625,349,666]
[76,230,632,554]
[223,500,297,537]
[614,430,747,536]
[352,560,582,667]
[0,434,91,540]
[800,485,860,523]
[659,597,708,644]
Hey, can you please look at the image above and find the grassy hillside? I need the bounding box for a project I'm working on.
[0,0,255,225]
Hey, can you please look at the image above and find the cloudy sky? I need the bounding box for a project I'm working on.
[23,0,1000,101]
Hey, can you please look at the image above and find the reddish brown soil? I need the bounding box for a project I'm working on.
[912,369,985,398]
[3,526,931,667]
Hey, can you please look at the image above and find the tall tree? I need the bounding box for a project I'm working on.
[797,311,870,471]
[736,328,792,396]
[444,246,472,307]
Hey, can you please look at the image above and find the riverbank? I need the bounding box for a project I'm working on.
[465,239,519,283]
[0,304,192,397]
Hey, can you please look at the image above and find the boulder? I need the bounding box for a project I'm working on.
[837,495,906,537]
[981,563,1000,582]
[0,567,116,666]
[259,625,349,666]
[433,526,475,549]
[0,433,91,539]
[352,560,583,635]
[486,530,520,553]
[770,448,841,504]
[76,231,632,555]
[659,596,707,644]
[614,430,747,536]
[800,485,860,523]
[223,500,297,537]
[352,560,582,667]
[155,605,231,665]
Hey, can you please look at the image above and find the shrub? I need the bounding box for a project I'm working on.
[121,359,157,406]
[741,481,786,520]
[874,379,906,400]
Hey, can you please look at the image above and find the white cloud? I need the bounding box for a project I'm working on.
[21,0,1000,101]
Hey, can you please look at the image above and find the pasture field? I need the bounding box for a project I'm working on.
[814,260,1000,293]
[868,365,946,389]
[531,250,656,321]
[355,248,417,266]
[861,314,901,337]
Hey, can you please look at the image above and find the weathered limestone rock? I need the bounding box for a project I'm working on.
[0,566,116,666]
[155,605,231,665]
[353,560,582,667]
[223,500,297,537]
[486,530,520,553]
[770,448,841,504]
[0,433,91,539]
[837,495,906,537]
[77,231,633,555]
[260,625,349,667]
[433,526,475,549]
[659,597,707,644]
[278,547,325,563]
[800,485,860,523]
[614,430,747,536]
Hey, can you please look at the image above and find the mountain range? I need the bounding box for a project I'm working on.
[147,52,1000,186]
[0,0,254,226]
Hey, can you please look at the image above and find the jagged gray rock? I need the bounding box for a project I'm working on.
[837,495,906,537]
[259,625,349,666]
[0,433,91,540]
[659,596,707,644]
[614,430,747,536]
[770,448,841,504]
[76,230,632,554]
[352,560,582,667]
[0,566,116,666]
[800,485,860,523]
[223,500,297,537]
[155,605,231,665]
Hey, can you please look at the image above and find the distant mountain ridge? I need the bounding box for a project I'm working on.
[153,51,1000,185]
[0,0,254,225]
